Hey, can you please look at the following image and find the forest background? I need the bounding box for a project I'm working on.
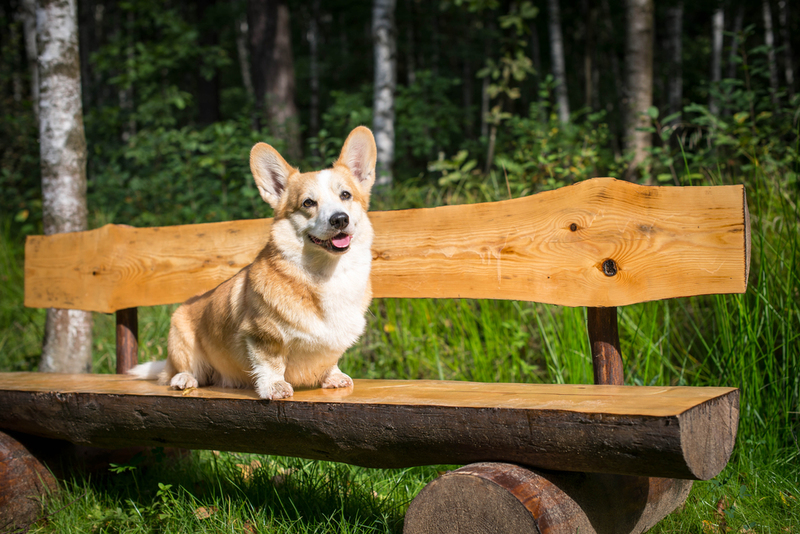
[0,0,799,532]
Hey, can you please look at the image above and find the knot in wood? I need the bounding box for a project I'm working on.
[602,259,618,277]
[569,223,578,232]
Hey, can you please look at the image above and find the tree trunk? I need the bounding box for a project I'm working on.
[726,5,744,80]
[601,0,623,154]
[235,14,255,130]
[248,0,301,160]
[21,0,39,122]
[623,0,654,181]
[404,0,416,85]
[197,0,220,125]
[547,0,570,123]
[583,0,596,110]
[777,0,795,100]
[709,6,724,116]
[236,17,255,101]
[530,20,543,104]
[462,55,474,138]
[36,0,93,374]
[762,0,780,111]
[666,2,683,121]
[307,0,320,144]
[372,0,397,187]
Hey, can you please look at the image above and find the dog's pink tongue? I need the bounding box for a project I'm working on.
[332,234,352,248]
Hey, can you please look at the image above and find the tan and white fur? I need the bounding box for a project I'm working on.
[128,127,377,400]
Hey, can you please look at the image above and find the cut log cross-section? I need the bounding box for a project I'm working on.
[6,178,751,533]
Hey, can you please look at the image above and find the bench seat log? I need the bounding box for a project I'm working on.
[0,373,738,481]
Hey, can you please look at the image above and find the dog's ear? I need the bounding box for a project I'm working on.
[250,143,297,208]
[337,126,377,193]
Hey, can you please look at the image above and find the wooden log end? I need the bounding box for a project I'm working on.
[0,431,58,532]
[680,388,740,480]
[404,463,692,534]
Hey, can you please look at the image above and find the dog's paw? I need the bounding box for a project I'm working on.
[256,379,294,400]
[170,372,199,390]
[322,372,354,390]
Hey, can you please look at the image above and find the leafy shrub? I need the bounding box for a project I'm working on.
[89,119,281,227]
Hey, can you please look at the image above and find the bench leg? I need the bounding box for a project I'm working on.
[404,463,692,534]
[0,430,58,531]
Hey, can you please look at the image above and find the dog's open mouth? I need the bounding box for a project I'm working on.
[308,233,352,253]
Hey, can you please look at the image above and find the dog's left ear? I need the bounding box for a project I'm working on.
[337,126,377,194]
[250,142,297,209]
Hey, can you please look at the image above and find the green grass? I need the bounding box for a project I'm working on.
[1,168,798,533]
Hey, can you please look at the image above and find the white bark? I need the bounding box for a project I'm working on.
[709,7,724,116]
[547,0,570,123]
[372,0,396,187]
[236,16,255,102]
[623,0,654,180]
[762,0,780,110]
[37,0,93,373]
[666,2,683,120]
[21,0,39,121]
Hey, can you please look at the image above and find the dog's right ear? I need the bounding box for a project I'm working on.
[250,143,297,209]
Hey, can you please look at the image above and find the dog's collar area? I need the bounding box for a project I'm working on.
[308,233,351,253]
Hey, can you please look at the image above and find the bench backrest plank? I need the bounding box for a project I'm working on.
[25,178,750,313]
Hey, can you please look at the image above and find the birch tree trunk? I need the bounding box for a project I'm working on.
[547,0,570,123]
[762,0,780,111]
[373,0,397,187]
[623,0,654,181]
[666,2,683,121]
[777,0,795,100]
[37,0,93,374]
[709,6,724,116]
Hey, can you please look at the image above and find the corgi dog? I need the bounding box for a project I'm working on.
[128,126,377,400]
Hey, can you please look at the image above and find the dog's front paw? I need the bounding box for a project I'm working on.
[170,372,199,390]
[322,372,354,390]
[256,379,294,400]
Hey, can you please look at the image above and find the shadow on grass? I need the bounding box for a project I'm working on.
[39,448,441,533]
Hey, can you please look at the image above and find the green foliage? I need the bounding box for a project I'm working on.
[88,0,231,131]
[89,119,280,227]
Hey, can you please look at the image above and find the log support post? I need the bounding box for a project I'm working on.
[404,463,692,534]
[587,306,624,386]
[0,431,58,532]
[115,307,138,374]
[404,307,693,534]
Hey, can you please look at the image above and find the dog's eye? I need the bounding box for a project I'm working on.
[302,198,316,208]
[340,191,352,201]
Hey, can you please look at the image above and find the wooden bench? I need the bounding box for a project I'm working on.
[1,177,749,533]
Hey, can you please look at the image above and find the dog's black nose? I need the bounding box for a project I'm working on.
[330,212,349,230]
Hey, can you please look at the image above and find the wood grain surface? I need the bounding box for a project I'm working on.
[0,373,739,480]
[25,178,750,313]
